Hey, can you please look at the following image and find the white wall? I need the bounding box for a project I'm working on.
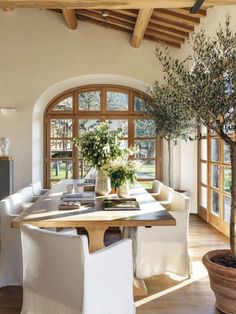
[0,9,167,190]
[1,6,236,213]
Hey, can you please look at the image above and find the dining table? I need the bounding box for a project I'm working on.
[12,179,176,296]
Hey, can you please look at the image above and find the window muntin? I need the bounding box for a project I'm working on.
[198,127,234,236]
[45,85,162,187]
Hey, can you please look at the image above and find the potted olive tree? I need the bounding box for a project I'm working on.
[143,83,196,187]
[155,18,236,313]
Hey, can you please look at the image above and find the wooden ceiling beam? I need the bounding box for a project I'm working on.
[144,34,181,48]
[151,15,194,32]
[154,9,200,26]
[62,8,78,29]
[88,9,137,23]
[177,7,206,16]
[1,0,236,9]
[2,7,13,11]
[145,29,184,43]
[131,9,153,48]
[78,15,133,33]
[147,23,189,38]
[77,10,134,30]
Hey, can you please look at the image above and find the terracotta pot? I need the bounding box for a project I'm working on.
[202,249,236,314]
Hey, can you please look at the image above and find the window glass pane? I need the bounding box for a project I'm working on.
[224,167,232,193]
[134,96,145,112]
[50,119,73,138]
[78,91,100,111]
[200,139,207,160]
[120,140,128,149]
[106,119,128,136]
[200,186,207,208]
[78,119,100,136]
[50,140,72,158]
[135,140,156,158]
[224,143,231,163]
[211,165,219,188]
[78,159,96,179]
[135,120,156,138]
[223,196,231,224]
[53,97,73,111]
[211,138,219,162]
[211,190,219,215]
[201,163,207,185]
[106,91,128,111]
[137,160,155,179]
[50,160,73,180]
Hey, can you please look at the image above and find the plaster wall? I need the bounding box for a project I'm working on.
[0,8,165,190]
[1,6,236,213]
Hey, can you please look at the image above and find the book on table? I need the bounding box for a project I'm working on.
[103,198,140,211]
[62,191,95,203]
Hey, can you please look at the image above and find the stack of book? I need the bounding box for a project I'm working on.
[61,191,96,204]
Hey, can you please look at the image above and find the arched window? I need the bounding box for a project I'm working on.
[44,85,162,188]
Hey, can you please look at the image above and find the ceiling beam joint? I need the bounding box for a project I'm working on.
[131,8,153,48]
[62,8,78,29]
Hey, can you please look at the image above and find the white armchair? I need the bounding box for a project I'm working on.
[21,224,135,314]
[151,179,163,194]
[127,191,191,279]
[31,181,49,197]
[152,184,173,209]
[0,193,23,287]
[17,186,36,209]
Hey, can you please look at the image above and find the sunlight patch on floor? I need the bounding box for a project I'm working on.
[135,260,208,308]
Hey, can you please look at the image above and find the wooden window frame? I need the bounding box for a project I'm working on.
[198,128,235,237]
[44,84,162,188]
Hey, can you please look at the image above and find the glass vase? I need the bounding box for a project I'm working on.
[95,169,111,196]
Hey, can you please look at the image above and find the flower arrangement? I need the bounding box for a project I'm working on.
[73,122,126,169]
[104,158,141,190]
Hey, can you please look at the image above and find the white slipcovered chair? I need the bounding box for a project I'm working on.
[17,186,36,210]
[31,181,49,197]
[21,224,135,314]
[151,179,163,194]
[127,191,191,279]
[0,193,24,287]
[152,184,173,209]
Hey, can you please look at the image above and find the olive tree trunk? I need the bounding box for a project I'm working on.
[230,142,236,259]
[168,139,172,188]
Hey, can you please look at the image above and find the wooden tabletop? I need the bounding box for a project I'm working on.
[11,180,176,229]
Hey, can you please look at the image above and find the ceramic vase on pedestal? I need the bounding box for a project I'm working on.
[95,169,111,196]
[117,180,130,198]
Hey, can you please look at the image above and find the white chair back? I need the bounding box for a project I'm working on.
[31,181,42,195]
[17,186,34,203]
[0,194,23,287]
[169,191,190,212]
[31,181,49,196]
[129,191,191,279]
[152,180,163,194]
[157,185,173,202]
[21,225,135,314]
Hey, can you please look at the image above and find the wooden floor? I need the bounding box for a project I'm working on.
[0,215,228,314]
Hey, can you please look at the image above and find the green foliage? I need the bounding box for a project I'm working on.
[143,83,196,142]
[73,122,125,169]
[73,122,136,170]
[104,159,140,190]
[156,17,236,144]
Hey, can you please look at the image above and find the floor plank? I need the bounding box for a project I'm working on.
[0,215,228,313]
